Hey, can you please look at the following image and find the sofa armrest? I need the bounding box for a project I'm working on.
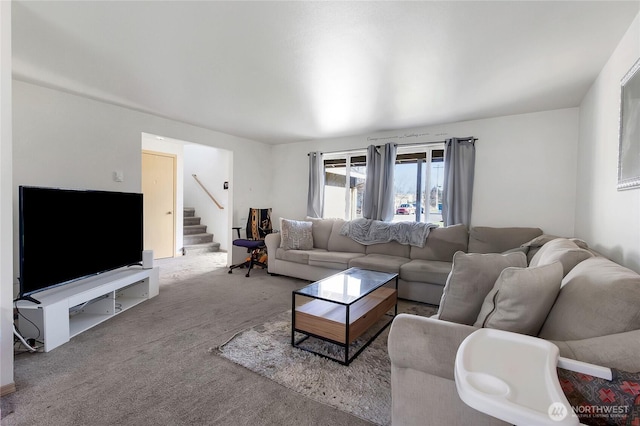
[553,329,640,373]
[388,313,478,380]
[265,232,280,257]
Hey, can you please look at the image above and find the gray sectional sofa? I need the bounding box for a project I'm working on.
[264,217,543,305]
[388,237,640,425]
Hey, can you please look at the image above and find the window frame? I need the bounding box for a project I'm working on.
[323,150,366,220]
[395,143,445,223]
[322,143,445,222]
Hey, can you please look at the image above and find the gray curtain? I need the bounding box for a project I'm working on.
[363,143,397,221]
[442,137,476,227]
[307,151,324,218]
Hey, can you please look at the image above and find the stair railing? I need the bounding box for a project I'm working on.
[192,174,224,210]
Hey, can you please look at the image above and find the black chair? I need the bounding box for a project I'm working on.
[228,208,272,277]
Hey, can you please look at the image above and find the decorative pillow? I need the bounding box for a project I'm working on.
[474,262,563,336]
[437,251,527,326]
[569,238,589,250]
[557,367,640,426]
[522,234,590,250]
[522,235,591,264]
[279,219,313,250]
[529,238,593,277]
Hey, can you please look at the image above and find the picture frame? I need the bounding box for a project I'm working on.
[617,57,640,190]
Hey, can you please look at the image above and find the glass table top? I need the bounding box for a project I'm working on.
[294,267,398,305]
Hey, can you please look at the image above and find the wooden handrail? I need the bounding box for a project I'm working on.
[192,174,224,210]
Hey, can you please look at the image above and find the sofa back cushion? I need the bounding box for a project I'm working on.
[327,219,366,253]
[410,224,468,261]
[529,237,593,276]
[437,251,527,325]
[468,226,543,254]
[366,240,411,257]
[538,257,640,341]
[305,217,335,250]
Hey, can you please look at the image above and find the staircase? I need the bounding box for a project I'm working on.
[183,207,220,254]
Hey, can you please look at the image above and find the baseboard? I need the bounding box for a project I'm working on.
[0,382,16,396]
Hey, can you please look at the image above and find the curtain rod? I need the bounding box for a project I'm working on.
[307,137,477,156]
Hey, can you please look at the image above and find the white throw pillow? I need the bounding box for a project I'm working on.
[474,261,563,336]
[279,219,314,250]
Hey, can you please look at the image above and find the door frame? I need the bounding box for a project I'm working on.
[142,149,177,258]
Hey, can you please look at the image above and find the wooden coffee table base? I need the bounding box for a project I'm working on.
[292,274,398,365]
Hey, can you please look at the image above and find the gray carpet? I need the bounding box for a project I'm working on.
[218,303,437,426]
[1,253,400,426]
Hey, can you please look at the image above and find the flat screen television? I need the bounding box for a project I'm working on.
[18,186,143,303]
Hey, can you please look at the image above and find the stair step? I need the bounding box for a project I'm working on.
[184,216,201,226]
[183,242,221,255]
[184,224,207,235]
[184,207,196,218]
[184,232,214,245]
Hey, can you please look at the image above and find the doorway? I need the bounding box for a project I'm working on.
[142,150,177,259]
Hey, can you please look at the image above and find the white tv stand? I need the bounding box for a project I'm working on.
[16,266,159,352]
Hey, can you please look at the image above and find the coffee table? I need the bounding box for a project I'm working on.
[291,267,398,365]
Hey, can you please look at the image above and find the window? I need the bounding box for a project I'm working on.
[393,145,444,225]
[323,143,445,224]
[323,153,366,220]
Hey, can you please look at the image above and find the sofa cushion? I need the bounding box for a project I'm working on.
[467,226,543,254]
[348,254,410,274]
[474,262,563,336]
[400,260,453,285]
[305,217,334,250]
[539,257,640,341]
[410,224,468,262]
[437,251,527,325]
[523,234,590,250]
[275,247,327,264]
[529,238,593,277]
[307,251,365,270]
[366,240,411,258]
[279,219,313,250]
[522,234,591,263]
[327,219,366,253]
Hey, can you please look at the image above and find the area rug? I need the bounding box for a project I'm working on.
[216,300,438,426]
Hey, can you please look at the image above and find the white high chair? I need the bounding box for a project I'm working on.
[455,328,612,426]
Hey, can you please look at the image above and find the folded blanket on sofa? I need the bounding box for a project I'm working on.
[340,218,438,247]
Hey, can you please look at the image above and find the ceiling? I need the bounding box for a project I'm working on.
[11,1,640,145]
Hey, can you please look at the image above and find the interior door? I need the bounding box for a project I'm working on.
[142,150,176,259]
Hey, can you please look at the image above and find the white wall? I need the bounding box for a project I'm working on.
[272,108,579,237]
[0,0,14,394]
[12,81,272,290]
[184,144,231,251]
[576,13,640,273]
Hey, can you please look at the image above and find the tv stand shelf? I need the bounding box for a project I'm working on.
[16,266,159,352]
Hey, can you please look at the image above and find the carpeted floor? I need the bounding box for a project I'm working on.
[218,302,437,426]
[1,253,434,426]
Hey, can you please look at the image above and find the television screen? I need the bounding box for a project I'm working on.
[19,186,143,298]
